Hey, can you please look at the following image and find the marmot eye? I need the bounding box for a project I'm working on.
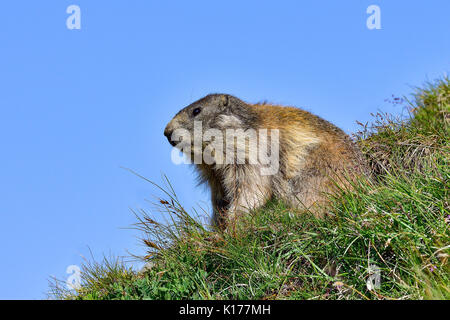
[192,108,201,116]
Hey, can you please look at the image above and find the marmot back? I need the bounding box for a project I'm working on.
[164,94,368,228]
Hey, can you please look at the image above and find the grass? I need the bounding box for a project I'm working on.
[49,77,449,300]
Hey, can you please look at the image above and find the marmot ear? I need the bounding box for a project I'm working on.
[220,95,229,107]
[218,94,247,115]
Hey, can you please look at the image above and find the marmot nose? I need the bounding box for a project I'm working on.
[164,128,172,139]
[164,128,176,146]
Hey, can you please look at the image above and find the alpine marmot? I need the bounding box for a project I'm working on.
[164,94,367,228]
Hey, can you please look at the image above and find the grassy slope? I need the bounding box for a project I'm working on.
[50,78,449,300]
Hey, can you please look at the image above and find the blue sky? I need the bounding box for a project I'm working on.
[0,0,449,299]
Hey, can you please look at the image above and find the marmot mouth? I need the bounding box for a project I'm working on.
[168,139,177,147]
[164,132,178,147]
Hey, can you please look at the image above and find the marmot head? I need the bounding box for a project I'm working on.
[164,94,257,149]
